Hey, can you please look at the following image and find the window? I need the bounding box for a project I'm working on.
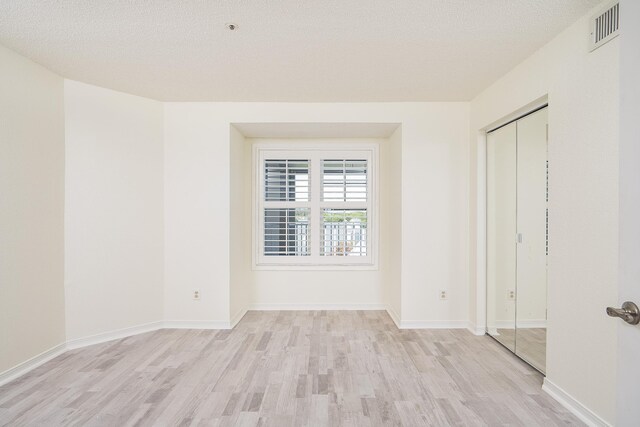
[255,145,376,268]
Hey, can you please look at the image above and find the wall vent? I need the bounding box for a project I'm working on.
[589,1,620,51]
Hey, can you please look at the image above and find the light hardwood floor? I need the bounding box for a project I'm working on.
[0,311,580,426]
[495,328,547,374]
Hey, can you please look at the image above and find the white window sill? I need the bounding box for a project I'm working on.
[253,263,379,271]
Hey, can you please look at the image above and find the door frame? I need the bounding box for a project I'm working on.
[616,0,640,423]
[475,95,549,334]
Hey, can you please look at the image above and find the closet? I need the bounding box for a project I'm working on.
[486,106,548,373]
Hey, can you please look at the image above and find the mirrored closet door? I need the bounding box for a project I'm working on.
[487,106,548,374]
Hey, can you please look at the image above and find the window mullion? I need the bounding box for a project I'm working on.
[310,155,321,261]
[263,201,310,208]
[342,159,347,203]
[319,202,368,210]
[257,147,374,267]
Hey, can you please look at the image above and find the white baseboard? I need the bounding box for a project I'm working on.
[542,378,611,427]
[467,323,487,336]
[385,307,401,328]
[230,308,248,328]
[0,310,480,389]
[163,320,232,330]
[0,342,66,387]
[398,320,471,330]
[491,320,547,329]
[68,319,234,351]
[386,308,479,334]
[517,320,547,328]
[248,303,386,311]
[66,321,163,350]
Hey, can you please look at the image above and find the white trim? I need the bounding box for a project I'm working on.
[1,317,246,387]
[0,320,233,387]
[542,378,612,427]
[517,320,547,328]
[397,320,471,330]
[475,131,488,331]
[483,97,549,134]
[66,321,163,350]
[467,322,487,336]
[489,320,522,329]
[0,313,482,389]
[0,342,67,387]
[230,308,248,328]
[475,96,549,332]
[231,122,400,139]
[248,303,386,311]
[253,264,379,271]
[253,142,379,269]
[386,309,478,332]
[385,307,401,328]
[489,320,547,329]
[163,320,232,330]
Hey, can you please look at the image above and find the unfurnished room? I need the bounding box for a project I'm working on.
[0,1,639,426]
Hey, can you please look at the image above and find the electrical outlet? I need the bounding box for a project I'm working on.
[439,290,448,300]
[192,289,200,301]
[507,289,515,301]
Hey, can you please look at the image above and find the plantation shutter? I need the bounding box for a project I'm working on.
[263,159,310,257]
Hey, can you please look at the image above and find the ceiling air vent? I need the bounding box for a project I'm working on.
[589,1,620,51]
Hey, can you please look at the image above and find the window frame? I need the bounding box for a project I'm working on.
[253,142,378,270]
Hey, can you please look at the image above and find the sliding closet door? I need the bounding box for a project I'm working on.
[486,122,517,351]
[515,108,548,373]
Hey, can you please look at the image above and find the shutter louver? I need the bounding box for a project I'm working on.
[322,160,367,202]
[263,159,311,257]
[320,159,368,257]
[264,208,310,256]
[265,159,309,202]
[258,148,374,266]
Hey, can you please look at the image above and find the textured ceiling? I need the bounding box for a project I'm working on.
[0,0,601,101]
[233,122,399,138]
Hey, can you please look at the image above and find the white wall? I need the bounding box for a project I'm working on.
[469,3,619,422]
[239,137,389,311]
[0,45,66,374]
[381,127,402,322]
[229,126,250,323]
[400,108,470,325]
[64,80,164,340]
[164,103,469,325]
[250,269,382,308]
[0,11,626,424]
[163,108,232,324]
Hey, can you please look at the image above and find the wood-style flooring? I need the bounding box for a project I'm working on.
[0,311,580,426]
[495,328,546,374]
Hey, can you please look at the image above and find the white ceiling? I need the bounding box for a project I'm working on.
[0,0,601,102]
[233,122,399,138]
